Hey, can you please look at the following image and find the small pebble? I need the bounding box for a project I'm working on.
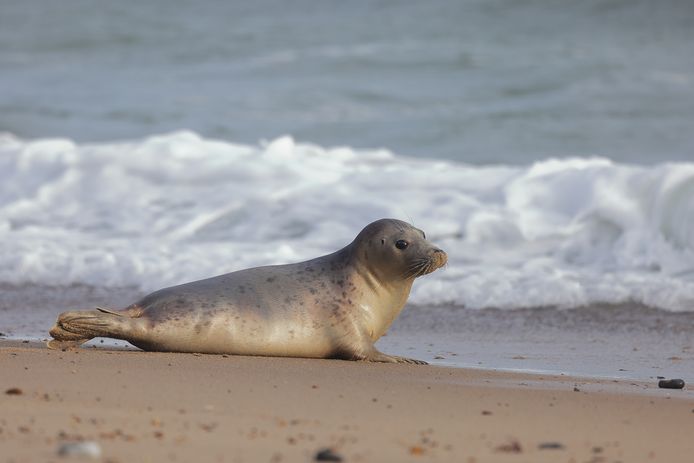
[5,388,22,396]
[538,442,565,450]
[658,379,685,389]
[495,440,522,453]
[57,441,102,459]
[314,448,343,462]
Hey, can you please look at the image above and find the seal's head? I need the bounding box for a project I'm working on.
[351,219,447,283]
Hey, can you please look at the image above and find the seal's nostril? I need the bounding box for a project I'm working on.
[433,249,444,253]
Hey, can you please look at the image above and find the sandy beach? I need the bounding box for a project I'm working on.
[2,340,693,463]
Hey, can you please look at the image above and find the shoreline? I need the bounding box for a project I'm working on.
[1,338,686,384]
[2,340,693,462]
[1,284,693,381]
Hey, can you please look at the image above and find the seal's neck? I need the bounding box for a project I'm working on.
[340,243,415,340]
[369,276,414,341]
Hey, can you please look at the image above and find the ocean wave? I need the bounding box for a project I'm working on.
[1,131,693,311]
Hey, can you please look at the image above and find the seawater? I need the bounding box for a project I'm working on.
[1,132,693,312]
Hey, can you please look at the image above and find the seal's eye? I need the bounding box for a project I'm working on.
[395,240,409,250]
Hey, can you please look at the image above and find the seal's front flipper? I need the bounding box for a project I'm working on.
[46,338,89,351]
[361,348,428,365]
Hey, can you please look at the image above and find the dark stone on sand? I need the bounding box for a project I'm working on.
[658,379,685,389]
[315,448,343,462]
[538,442,565,450]
[5,387,22,395]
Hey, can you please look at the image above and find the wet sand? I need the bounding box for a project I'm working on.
[2,340,693,462]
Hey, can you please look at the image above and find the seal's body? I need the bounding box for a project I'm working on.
[48,219,447,363]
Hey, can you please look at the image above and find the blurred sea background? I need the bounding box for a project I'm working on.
[1,0,693,378]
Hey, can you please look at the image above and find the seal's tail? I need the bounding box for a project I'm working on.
[47,307,132,350]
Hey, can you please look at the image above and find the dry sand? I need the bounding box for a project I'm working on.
[1,340,693,463]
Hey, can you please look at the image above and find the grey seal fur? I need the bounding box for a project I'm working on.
[48,219,447,364]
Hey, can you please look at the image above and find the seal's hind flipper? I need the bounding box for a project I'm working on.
[49,308,138,347]
[46,338,89,351]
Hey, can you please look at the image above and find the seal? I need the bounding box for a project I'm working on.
[48,219,447,364]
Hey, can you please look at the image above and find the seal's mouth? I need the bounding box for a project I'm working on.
[402,249,448,279]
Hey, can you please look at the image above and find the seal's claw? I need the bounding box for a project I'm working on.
[396,356,428,365]
[362,350,428,365]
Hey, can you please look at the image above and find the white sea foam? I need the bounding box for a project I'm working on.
[1,131,693,311]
